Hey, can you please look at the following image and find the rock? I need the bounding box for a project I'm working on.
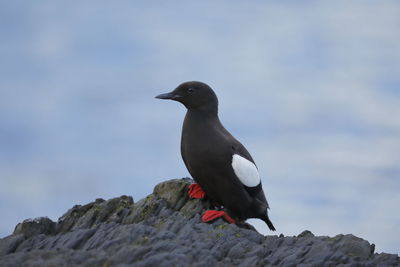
[0,235,25,256]
[297,230,314,238]
[56,195,134,233]
[13,217,56,238]
[0,178,398,266]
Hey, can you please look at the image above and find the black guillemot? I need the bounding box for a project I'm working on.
[156,81,275,231]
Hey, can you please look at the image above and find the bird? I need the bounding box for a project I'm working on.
[156,81,275,231]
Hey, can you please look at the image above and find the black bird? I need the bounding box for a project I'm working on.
[156,81,275,230]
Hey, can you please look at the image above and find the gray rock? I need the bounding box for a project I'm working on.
[0,234,25,256]
[13,217,56,238]
[297,230,314,238]
[0,178,398,266]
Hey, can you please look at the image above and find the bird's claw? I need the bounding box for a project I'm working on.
[202,210,236,224]
[188,183,206,199]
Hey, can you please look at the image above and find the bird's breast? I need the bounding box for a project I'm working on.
[181,117,231,172]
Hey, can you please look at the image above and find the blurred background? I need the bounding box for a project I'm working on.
[1,1,399,254]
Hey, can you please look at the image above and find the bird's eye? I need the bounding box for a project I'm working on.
[187,88,194,93]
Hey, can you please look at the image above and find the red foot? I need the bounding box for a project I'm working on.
[202,210,236,224]
[188,183,206,199]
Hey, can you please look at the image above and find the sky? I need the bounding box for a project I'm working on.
[1,1,399,254]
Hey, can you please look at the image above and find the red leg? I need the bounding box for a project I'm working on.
[188,183,206,199]
[202,210,236,224]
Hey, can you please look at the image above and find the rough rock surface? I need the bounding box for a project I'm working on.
[0,178,399,266]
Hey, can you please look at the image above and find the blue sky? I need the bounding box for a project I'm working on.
[1,1,399,254]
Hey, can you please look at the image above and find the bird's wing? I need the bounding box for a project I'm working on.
[215,121,270,208]
[231,142,270,209]
[231,154,260,187]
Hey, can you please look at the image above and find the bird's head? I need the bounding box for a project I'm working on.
[156,81,218,112]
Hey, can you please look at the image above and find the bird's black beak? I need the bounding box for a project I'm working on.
[155,92,181,100]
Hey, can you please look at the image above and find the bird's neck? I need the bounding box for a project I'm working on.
[188,104,218,118]
[186,105,219,120]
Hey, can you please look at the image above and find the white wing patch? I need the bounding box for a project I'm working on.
[231,154,260,187]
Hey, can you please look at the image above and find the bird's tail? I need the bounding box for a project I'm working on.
[255,199,276,231]
[261,215,276,231]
